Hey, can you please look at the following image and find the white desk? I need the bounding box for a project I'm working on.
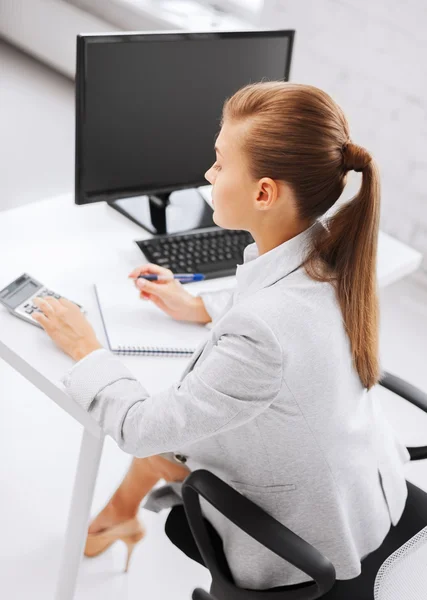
[0,193,423,600]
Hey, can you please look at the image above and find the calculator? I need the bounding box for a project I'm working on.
[0,273,86,329]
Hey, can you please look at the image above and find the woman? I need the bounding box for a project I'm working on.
[33,82,410,592]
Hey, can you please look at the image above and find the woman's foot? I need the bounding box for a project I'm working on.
[88,496,138,535]
[85,513,146,572]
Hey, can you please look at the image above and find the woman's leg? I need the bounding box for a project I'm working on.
[88,455,190,534]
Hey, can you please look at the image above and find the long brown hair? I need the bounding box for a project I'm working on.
[222,81,381,390]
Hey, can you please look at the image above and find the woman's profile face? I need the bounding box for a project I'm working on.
[204,120,255,231]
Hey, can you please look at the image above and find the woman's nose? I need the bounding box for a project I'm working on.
[205,169,212,184]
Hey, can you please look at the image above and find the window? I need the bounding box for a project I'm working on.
[151,0,264,26]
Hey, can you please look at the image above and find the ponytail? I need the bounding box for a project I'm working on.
[305,144,382,389]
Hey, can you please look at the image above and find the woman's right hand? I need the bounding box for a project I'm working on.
[128,263,211,324]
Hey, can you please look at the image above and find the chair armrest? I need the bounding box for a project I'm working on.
[379,371,427,460]
[192,589,215,600]
[182,470,336,599]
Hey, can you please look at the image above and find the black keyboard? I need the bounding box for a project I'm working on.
[135,229,254,280]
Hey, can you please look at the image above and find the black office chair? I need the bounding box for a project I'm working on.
[193,523,427,600]
[176,372,427,600]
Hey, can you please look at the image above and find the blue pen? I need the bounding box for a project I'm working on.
[136,273,205,282]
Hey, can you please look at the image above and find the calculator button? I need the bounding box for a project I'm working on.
[25,307,34,314]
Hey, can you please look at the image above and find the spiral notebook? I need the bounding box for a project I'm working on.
[94,279,211,357]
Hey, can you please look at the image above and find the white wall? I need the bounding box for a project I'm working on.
[262,0,427,276]
[0,0,118,78]
[0,41,75,211]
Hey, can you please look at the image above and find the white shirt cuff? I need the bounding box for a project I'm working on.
[60,348,137,411]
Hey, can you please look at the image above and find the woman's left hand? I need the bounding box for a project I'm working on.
[32,296,103,361]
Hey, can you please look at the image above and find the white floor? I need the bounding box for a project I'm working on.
[1,40,427,600]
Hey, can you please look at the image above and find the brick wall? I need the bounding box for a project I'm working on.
[261,0,427,277]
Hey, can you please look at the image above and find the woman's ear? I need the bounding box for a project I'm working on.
[255,178,278,209]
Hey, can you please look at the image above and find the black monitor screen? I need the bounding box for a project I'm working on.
[75,30,294,204]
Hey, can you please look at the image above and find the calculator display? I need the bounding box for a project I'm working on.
[0,280,40,309]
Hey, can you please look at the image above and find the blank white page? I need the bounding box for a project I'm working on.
[94,278,211,355]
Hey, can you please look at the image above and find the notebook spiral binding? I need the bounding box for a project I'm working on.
[114,345,195,357]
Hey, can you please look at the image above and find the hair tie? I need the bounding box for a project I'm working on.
[342,141,372,173]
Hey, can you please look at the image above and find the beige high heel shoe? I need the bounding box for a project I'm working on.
[84,517,146,572]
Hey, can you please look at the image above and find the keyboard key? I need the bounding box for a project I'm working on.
[195,258,238,273]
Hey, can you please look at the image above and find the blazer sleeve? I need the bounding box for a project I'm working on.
[194,286,236,324]
[60,308,283,457]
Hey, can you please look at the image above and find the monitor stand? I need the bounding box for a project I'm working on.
[108,187,217,235]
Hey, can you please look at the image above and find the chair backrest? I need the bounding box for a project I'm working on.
[182,470,336,600]
[374,526,427,600]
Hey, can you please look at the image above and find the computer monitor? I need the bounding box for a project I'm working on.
[75,29,294,235]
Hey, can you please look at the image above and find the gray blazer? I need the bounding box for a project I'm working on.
[61,220,409,590]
